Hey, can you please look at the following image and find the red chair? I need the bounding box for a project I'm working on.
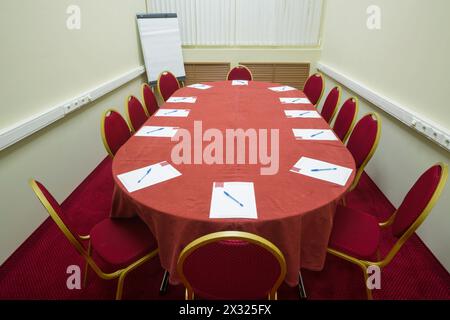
[101,109,131,157]
[157,71,180,101]
[29,179,159,300]
[226,65,253,81]
[320,86,341,124]
[141,83,159,116]
[125,95,148,133]
[332,97,359,143]
[303,73,325,106]
[327,163,448,299]
[177,231,286,300]
[346,113,381,190]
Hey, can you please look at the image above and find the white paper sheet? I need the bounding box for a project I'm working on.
[290,157,353,186]
[284,110,321,118]
[154,109,190,118]
[117,161,182,193]
[187,83,212,90]
[209,182,258,219]
[135,126,179,137]
[167,96,197,103]
[280,97,311,104]
[269,86,296,92]
[292,129,338,141]
[232,80,249,86]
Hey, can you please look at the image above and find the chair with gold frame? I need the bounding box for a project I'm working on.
[303,73,325,106]
[320,86,341,124]
[100,109,131,158]
[332,97,359,143]
[346,113,381,191]
[29,179,159,300]
[327,163,448,299]
[226,65,253,81]
[157,70,181,101]
[141,83,159,116]
[125,95,148,133]
[177,231,286,300]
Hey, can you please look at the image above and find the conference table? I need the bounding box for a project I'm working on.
[110,81,356,286]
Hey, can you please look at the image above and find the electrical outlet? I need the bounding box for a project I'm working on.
[80,95,91,105]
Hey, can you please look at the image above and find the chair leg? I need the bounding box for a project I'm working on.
[298,270,307,300]
[159,270,169,295]
[115,272,128,300]
[83,241,92,288]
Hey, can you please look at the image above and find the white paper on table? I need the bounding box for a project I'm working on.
[187,83,212,90]
[135,126,179,137]
[292,129,338,141]
[284,110,321,118]
[280,97,311,104]
[154,109,190,117]
[117,161,182,193]
[232,80,249,86]
[290,157,353,186]
[209,182,258,219]
[269,86,296,92]
[167,96,197,103]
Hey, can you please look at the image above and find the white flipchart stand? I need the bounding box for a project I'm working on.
[136,13,186,86]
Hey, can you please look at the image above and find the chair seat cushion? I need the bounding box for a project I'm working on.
[90,217,157,267]
[329,205,380,259]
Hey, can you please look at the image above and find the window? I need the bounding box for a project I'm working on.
[148,0,323,46]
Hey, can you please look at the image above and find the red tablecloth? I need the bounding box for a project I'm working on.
[110,81,355,286]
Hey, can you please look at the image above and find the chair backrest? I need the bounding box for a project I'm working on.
[303,73,325,106]
[226,65,253,81]
[141,83,159,116]
[101,109,131,157]
[321,86,341,124]
[177,231,286,300]
[125,95,148,132]
[346,113,381,189]
[157,71,180,101]
[333,97,359,143]
[392,163,448,238]
[29,180,86,256]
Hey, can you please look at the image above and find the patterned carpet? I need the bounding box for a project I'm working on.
[0,157,448,300]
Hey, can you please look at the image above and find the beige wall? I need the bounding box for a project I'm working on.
[319,0,450,271]
[0,0,145,128]
[0,0,147,264]
[321,0,450,130]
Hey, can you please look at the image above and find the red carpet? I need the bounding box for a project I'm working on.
[0,157,449,300]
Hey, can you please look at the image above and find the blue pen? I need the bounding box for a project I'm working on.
[146,127,164,134]
[310,130,324,138]
[164,110,178,115]
[311,168,337,172]
[137,168,152,183]
[298,111,310,116]
[223,191,244,207]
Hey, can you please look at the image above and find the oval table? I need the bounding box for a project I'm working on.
[110,81,356,286]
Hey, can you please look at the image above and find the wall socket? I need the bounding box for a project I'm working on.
[412,118,450,151]
[63,95,92,115]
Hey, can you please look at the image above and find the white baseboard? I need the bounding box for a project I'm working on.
[0,66,145,151]
[317,62,450,152]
